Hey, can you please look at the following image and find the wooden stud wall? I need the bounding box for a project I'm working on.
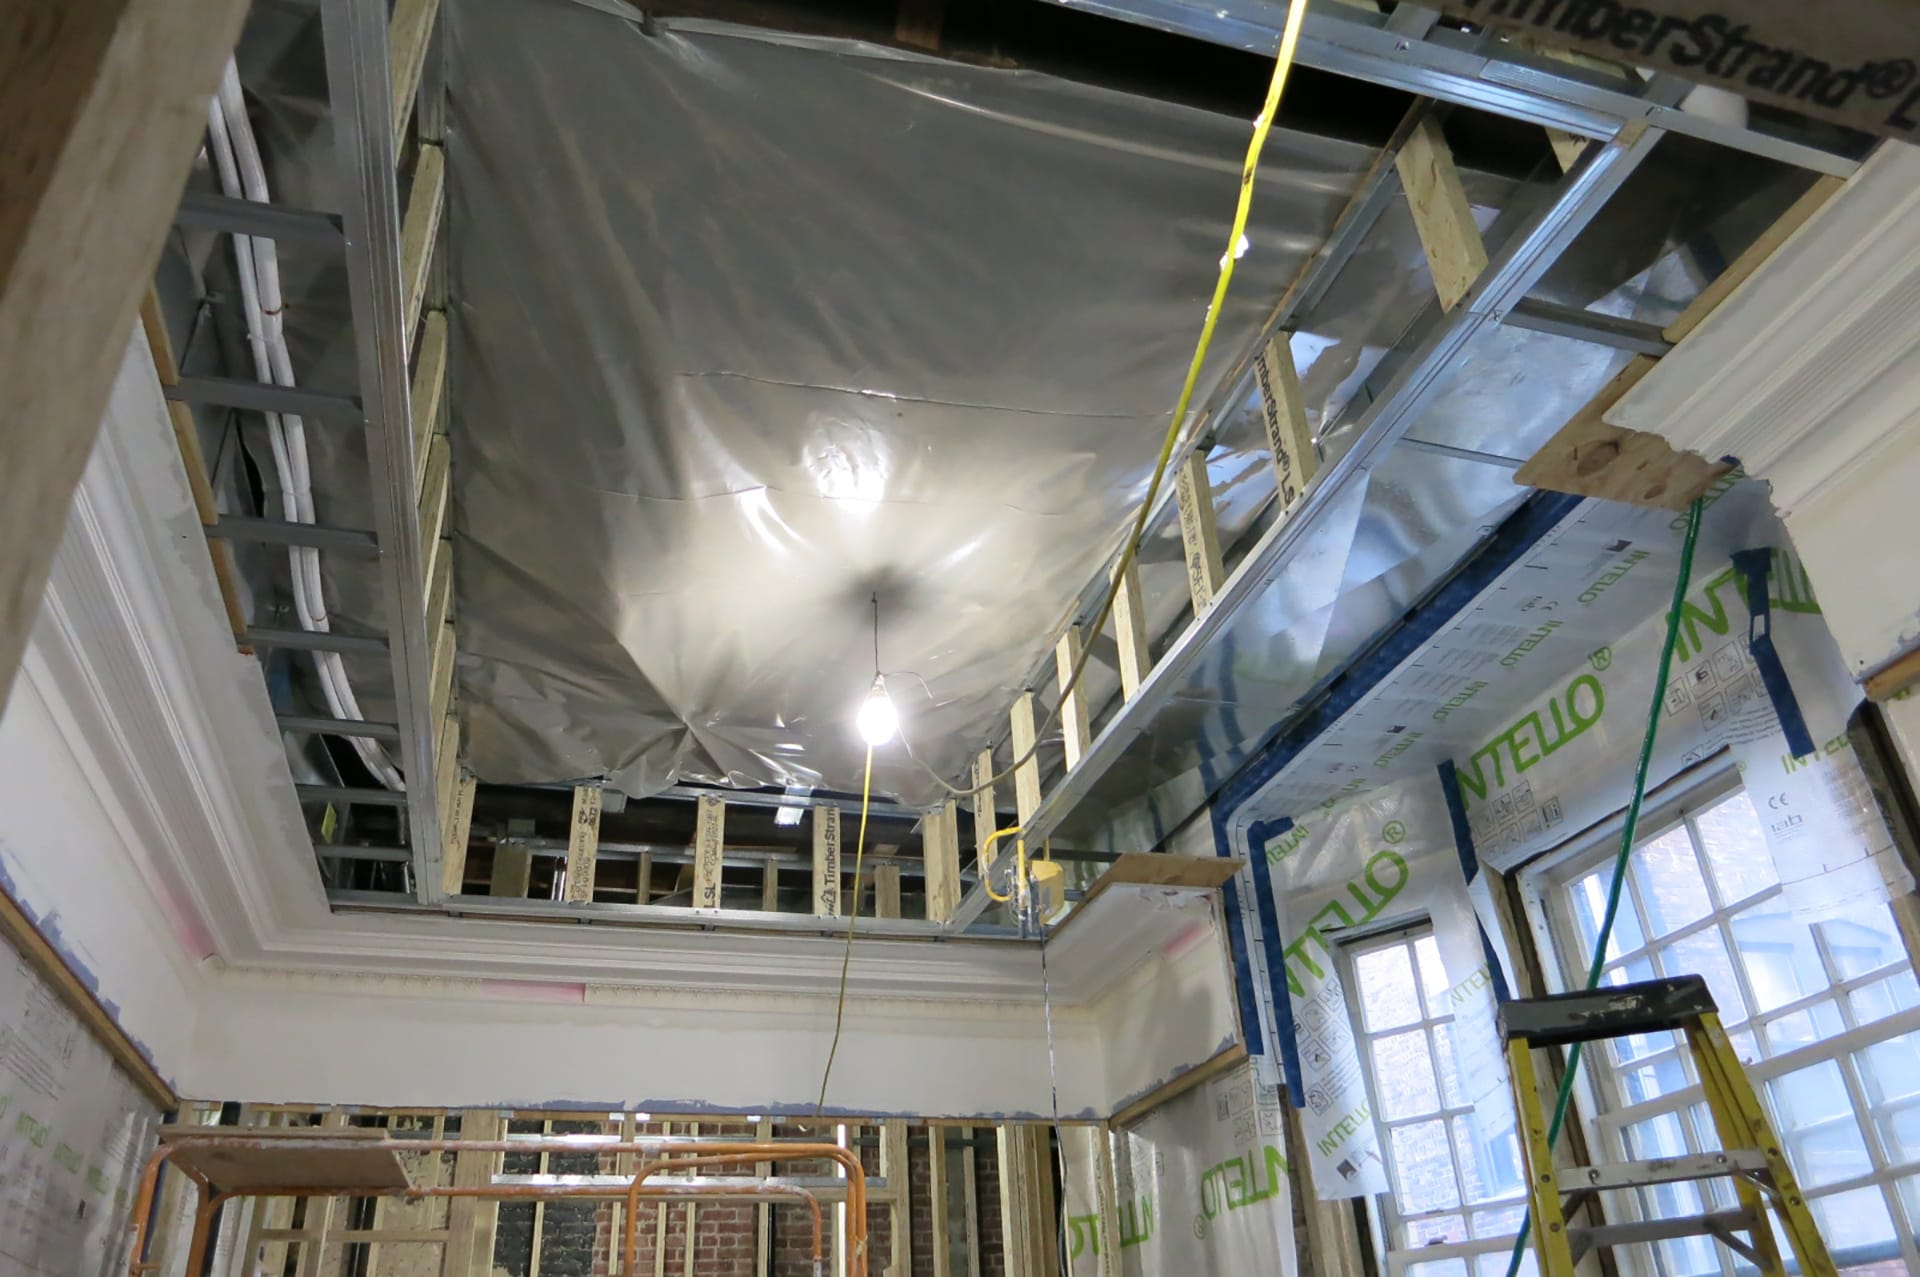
[692,793,726,909]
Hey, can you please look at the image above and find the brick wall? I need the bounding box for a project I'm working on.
[491,1118,1009,1276]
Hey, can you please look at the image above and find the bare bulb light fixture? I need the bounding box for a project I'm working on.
[856,678,898,746]
[854,592,896,746]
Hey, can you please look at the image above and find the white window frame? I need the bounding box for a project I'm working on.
[1338,919,1530,1276]
[1516,758,1920,1276]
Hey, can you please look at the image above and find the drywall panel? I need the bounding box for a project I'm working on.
[1077,888,1240,1117]
[0,928,164,1277]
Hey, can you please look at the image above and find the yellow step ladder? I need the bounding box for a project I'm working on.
[1502,974,1838,1276]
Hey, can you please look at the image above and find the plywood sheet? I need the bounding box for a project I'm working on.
[1514,356,1733,511]
[161,1131,416,1193]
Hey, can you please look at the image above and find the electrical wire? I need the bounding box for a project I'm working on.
[813,742,875,1117]
[206,59,403,790]
[900,0,1313,806]
[1500,494,1706,1277]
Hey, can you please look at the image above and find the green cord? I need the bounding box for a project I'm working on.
[1501,494,1706,1277]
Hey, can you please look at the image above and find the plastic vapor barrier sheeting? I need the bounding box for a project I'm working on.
[441,1,1385,802]
[1063,1061,1295,1274]
[1219,479,1912,1198]
[1237,772,1510,1199]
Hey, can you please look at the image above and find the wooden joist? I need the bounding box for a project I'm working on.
[1395,115,1488,312]
[489,845,531,898]
[1009,693,1042,832]
[399,143,444,354]
[563,783,602,903]
[0,0,252,706]
[1109,559,1152,703]
[923,800,961,924]
[410,309,449,490]
[418,433,452,569]
[388,0,442,151]
[812,803,842,916]
[970,749,997,874]
[1173,451,1225,616]
[432,709,460,872]
[1053,625,1090,770]
[440,772,476,896]
[874,862,903,920]
[1545,127,1587,174]
[1253,332,1318,512]
[428,620,456,734]
[691,792,725,909]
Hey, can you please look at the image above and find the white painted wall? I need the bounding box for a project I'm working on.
[1084,888,1240,1114]
[191,968,1108,1118]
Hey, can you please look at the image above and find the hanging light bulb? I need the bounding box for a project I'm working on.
[856,678,897,746]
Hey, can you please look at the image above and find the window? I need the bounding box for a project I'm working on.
[1344,925,1533,1277]
[1525,776,1920,1276]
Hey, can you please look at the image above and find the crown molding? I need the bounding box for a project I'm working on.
[1609,145,1920,518]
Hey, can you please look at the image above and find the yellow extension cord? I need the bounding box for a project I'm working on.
[905,0,1314,820]
[815,743,875,1116]
[815,0,1312,1119]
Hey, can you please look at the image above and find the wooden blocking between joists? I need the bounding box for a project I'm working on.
[1009,692,1042,827]
[691,793,725,909]
[418,434,452,562]
[428,622,456,735]
[433,710,460,840]
[970,749,997,874]
[400,144,445,353]
[440,772,476,897]
[1395,116,1488,312]
[874,863,902,920]
[1545,127,1588,174]
[490,844,531,898]
[1174,451,1226,616]
[1054,624,1090,770]
[923,799,961,924]
[563,783,602,903]
[389,0,442,151]
[1110,558,1152,703]
[812,803,842,916]
[410,310,448,487]
[1253,331,1318,511]
[1514,355,1734,511]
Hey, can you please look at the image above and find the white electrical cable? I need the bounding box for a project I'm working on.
[208,61,404,790]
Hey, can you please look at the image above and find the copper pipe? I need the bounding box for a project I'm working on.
[201,1180,826,1268]
[123,1137,842,1276]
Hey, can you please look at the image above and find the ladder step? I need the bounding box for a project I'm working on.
[1500,975,1717,1046]
[1560,1149,1770,1193]
[1569,1207,1762,1264]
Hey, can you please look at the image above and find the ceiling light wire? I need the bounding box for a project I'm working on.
[813,741,876,1117]
[894,0,1313,811]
